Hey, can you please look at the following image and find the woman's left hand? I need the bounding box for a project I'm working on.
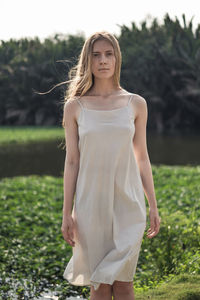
[146,207,161,239]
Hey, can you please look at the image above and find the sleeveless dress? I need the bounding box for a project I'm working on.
[63,93,147,291]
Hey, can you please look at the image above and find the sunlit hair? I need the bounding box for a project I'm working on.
[67,32,121,96]
[35,31,122,130]
[61,31,122,127]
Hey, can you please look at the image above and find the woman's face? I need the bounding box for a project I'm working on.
[91,39,116,80]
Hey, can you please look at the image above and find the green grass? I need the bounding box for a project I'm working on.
[0,165,200,299]
[0,126,64,145]
[135,274,200,299]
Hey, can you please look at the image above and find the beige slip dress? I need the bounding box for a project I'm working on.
[63,93,147,291]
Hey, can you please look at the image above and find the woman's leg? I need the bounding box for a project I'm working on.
[112,280,135,300]
[90,283,113,300]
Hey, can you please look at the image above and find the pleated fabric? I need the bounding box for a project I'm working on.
[63,93,146,291]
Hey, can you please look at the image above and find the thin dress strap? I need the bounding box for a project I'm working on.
[127,93,134,105]
[127,94,135,120]
[76,98,84,109]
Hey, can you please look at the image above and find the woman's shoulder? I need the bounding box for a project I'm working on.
[121,89,146,101]
[129,93,147,109]
[128,93,147,119]
[64,97,78,111]
[63,97,81,121]
[129,92,146,102]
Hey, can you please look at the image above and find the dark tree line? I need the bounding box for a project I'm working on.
[0,13,200,133]
[0,34,84,127]
[119,14,200,133]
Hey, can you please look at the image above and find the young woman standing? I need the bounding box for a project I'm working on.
[61,31,161,300]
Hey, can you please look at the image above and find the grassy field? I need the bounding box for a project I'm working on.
[0,126,64,145]
[0,164,199,299]
[135,274,200,299]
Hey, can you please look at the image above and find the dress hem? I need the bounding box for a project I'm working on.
[63,275,135,291]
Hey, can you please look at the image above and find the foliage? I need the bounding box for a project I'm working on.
[0,34,85,126]
[118,13,200,133]
[0,126,64,145]
[0,165,199,298]
[0,14,200,132]
[135,274,200,299]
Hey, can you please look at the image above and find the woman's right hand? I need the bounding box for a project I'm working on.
[61,215,75,247]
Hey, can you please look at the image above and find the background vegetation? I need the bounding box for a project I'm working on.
[1,12,200,299]
[1,13,200,133]
[0,165,199,299]
[0,126,64,145]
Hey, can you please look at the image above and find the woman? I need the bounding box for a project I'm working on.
[61,31,161,300]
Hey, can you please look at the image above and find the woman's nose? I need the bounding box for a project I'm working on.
[100,54,107,64]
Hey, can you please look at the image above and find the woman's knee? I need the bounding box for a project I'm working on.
[112,280,134,296]
[90,283,112,297]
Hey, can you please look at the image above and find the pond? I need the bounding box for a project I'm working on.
[1,276,87,299]
[0,132,199,179]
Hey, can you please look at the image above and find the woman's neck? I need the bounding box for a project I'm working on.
[86,80,122,97]
[87,89,122,97]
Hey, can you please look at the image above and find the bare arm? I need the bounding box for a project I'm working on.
[61,100,80,246]
[63,160,79,216]
[132,95,161,238]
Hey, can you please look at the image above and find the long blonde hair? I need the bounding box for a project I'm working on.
[36,31,122,130]
[61,31,122,127]
[66,31,122,97]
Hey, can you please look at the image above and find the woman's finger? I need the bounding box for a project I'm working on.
[62,228,74,246]
[147,220,160,238]
[68,226,75,245]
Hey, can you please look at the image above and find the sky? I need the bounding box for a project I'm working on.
[0,0,200,42]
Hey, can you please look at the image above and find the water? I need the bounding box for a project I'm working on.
[38,294,85,300]
[0,277,87,300]
[0,140,64,179]
[147,131,200,166]
[0,132,199,179]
